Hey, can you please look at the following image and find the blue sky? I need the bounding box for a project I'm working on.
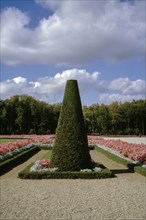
[0,0,145,105]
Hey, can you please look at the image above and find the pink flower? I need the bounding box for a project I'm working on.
[88,135,146,164]
[40,159,51,168]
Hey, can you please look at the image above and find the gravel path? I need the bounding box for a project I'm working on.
[0,150,146,220]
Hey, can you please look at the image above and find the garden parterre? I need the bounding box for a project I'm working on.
[89,136,146,165]
[0,135,54,162]
[0,135,146,165]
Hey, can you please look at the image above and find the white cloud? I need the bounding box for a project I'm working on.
[0,69,100,103]
[1,0,145,65]
[13,77,27,84]
[108,78,145,95]
[35,0,62,11]
[99,93,145,104]
[0,69,145,105]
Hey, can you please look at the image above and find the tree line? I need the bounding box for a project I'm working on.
[0,95,146,135]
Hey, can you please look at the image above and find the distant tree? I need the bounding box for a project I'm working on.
[108,102,123,135]
[0,94,145,135]
[51,80,93,171]
[98,104,111,135]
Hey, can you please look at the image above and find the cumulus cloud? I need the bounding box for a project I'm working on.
[0,69,145,105]
[0,69,100,103]
[108,78,145,95]
[99,93,145,104]
[1,0,145,65]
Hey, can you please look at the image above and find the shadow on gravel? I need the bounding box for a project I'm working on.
[111,164,139,177]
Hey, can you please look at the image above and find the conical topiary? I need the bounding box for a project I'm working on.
[51,79,93,171]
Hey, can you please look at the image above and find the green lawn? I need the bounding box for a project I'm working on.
[41,150,52,159]
[0,138,27,143]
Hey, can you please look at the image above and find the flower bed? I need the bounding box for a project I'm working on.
[0,135,54,161]
[0,146,40,176]
[29,159,102,173]
[95,145,146,177]
[89,136,146,165]
[18,162,112,179]
[0,135,54,176]
[0,139,32,155]
[18,148,112,179]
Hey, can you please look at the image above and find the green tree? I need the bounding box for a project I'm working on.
[109,102,123,134]
[51,80,93,171]
[83,104,100,134]
[98,104,111,135]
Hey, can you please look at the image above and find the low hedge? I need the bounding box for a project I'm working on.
[95,146,146,177]
[134,166,146,177]
[18,163,112,179]
[0,146,40,176]
[18,150,112,179]
[88,145,95,150]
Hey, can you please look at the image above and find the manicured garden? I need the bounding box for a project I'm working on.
[0,135,54,176]
[18,80,112,179]
[88,136,146,176]
[88,136,146,164]
[0,134,146,177]
[0,80,146,178]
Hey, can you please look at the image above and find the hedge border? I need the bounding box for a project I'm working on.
[95,146,146,177]
[0,144,91,177]
[18,163,112,179]
[0,146,40,176]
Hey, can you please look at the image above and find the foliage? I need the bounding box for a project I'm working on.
[0,147,40,176]
[0,95,146,135]
[134,166,146,177]
[83,100,146,135]
[88,144,95,150]
[0,95,61,135]
[18,164,112,179]
[51,80,93,171]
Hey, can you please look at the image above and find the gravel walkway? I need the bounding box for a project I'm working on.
[0,150,146,220]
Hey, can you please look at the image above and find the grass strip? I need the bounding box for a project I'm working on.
[41,150,52,159]
[0,138,27,143]
[95,146,131,166]
[95,146,146,177]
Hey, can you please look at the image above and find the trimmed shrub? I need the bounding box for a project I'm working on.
[134,166,146,177]
[88,144,95,150]
[51,80,93,171]
[18,164,112,179]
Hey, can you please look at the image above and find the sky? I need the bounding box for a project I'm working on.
[0,0,145,105]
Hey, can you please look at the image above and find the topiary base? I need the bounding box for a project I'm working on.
[18,163,112,179]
